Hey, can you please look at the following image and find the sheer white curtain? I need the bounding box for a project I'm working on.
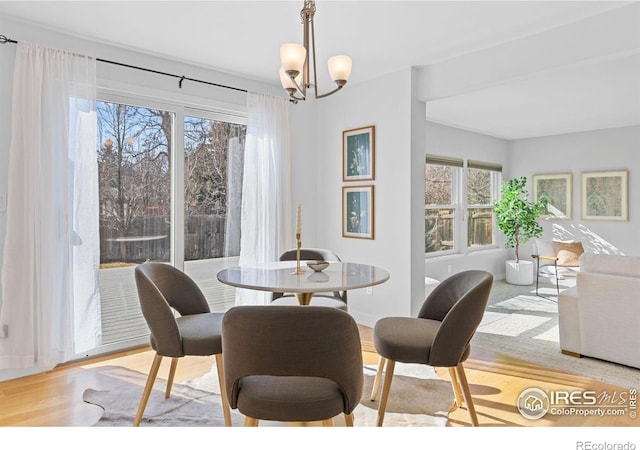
[236,92,292,305]
[0,42,100,370]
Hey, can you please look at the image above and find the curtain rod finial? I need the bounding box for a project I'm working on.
[0,35,18,44]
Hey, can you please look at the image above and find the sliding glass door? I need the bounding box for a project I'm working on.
[182,112,246,311]
[96,99,173,348]
[90,95,245,356]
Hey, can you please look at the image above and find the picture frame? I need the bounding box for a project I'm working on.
[343,125,375,182]
[342,185,374,239]
[581,170,628,221]
[532,173,572,220]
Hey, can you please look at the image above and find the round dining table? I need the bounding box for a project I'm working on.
[216,261,390,305]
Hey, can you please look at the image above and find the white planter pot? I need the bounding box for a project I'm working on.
[505,260,534,285]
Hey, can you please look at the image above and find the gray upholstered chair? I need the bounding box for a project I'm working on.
[271,248,348,310]
[133,262,232,427]
[222,305,363,426]
[371,270,493,427]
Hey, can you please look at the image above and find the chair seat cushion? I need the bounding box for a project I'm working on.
[374,317,440,364]
[175,312,224,356]
[236,375,346,422]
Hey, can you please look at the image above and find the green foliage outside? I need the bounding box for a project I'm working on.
[494,176,548,262]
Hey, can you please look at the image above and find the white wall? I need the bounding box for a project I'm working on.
[508,125,640,257]
[424,121,510,283]
[288,100,320,248]
[422,123,640,285]
[303,68,415,327]
[299,79,514,325]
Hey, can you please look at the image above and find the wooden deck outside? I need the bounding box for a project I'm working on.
[98,257,239,345]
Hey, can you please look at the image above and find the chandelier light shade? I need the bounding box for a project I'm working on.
[279,67,302,95]
[279,0,352,102]
[327,55,352,85]
[280,43,306,77]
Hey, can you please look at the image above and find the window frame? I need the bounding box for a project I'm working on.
[90,89,247,358]
[97,90,247,270]
[425,155,502,258]
[465,164,501,252]
[425,157,462,257]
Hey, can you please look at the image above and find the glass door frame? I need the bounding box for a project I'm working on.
[79,90,246,360]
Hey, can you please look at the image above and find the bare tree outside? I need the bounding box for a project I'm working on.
[467,167,491,204]
[425,164,454,252]
[95,100,246,346]
[425,164,496,253]
[97,101,171,264]
[97,101,247,265]
[184,116,246,260]
[467,167,494,247]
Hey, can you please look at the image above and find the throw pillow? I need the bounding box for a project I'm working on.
[553,241,584,267]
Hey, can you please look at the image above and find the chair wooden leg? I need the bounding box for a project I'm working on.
[343,413,354,427]
[322,419,334,426]
[376,359,396,427]
[134,353,163,427]
[244,416,259,426]
[370,356,386,401]
[215,353,232,427]
[165,357,179,399]
[448,367,464,407]
[455,363,479,426]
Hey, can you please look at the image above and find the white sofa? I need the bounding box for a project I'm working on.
[558,253,640,369]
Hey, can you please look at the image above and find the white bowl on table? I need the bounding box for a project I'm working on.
[306,260,330,272]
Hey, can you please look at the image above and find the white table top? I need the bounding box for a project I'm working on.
[217,261,390,294]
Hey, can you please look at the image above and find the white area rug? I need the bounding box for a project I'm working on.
[472,279,639,390]
[83,363,454,427]
[82,366,243,427]
[358,362,453,427]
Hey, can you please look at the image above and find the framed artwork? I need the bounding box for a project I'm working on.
[581,170,628,221]
[343,125,375,182]
[532,173,572,219]
[342,185,374,239]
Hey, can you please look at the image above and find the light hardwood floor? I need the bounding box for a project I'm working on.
[0,327,637,427]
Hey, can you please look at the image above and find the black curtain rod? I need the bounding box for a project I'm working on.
[0,34,247,93]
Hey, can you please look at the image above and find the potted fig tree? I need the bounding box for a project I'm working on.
[494,176,548,285]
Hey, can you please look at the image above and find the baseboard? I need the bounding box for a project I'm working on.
[561,349,582,358]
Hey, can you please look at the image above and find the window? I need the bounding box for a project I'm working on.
[425,155,462,254]
[95,95,246,354]
[425,155,501,256]
[183,114,246,261]
[467,160,501,249]
[97,101,173,267]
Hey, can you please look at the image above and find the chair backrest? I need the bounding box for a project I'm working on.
[134,262,210,357]
[222,305,363,414]
[279,248,342,262]
[418,270,493,367]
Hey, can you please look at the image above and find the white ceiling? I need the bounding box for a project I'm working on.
[0,1,639,139]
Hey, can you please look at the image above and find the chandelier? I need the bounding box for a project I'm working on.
[279,0,352,103]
